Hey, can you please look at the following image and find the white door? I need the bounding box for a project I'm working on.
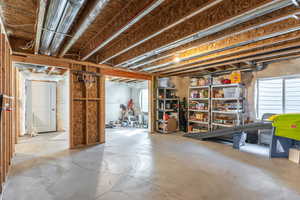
[29,81,57,133]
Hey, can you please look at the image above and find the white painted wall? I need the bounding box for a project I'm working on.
[105,81,132,123]
[18,70,69,135]
[105,80,148,123]
[57,71,70,132]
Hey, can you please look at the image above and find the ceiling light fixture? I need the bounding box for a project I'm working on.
[174,57,181,63]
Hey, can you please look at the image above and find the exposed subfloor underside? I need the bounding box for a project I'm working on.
[4,128,300,200]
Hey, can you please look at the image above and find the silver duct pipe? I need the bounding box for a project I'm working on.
[49,0,86,56]
[130,11,300,70]
[58,0,110,57]
[81,0,165,61]
[116,0,296,68]
[40,0,68,55]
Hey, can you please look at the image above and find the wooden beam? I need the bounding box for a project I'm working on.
[135,9,300,71]
[96,0,292,65]
[166,48,300,76]
[34,0,47,54]
[100,67,152,80]
[80,0,166,61]
[125,5,300,69]
[12,53,70,68]
[159,38,300,74]
[183,54,300,77]
[148,18,300,72]
[11,52,152,80]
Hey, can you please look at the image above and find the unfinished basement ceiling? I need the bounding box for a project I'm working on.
[1,0,300,75]
[14,63,67,75]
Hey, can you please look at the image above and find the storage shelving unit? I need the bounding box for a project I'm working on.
[187,78,245,135]
[211,84,245,131]
[188,81,211,134]
[156,87,180,133]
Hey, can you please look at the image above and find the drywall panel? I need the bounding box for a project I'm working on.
[105,81,131,123]
[105,81,148,123]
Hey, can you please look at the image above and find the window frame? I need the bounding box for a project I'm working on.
[255,74,300,119]
[139,88,149,113]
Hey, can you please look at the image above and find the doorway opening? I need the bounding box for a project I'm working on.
[105,76,150,137]
[15,63,70,153]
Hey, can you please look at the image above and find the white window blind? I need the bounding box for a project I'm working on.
[257,79,283,119]
[285,78,300,113]
[256,76,300,119]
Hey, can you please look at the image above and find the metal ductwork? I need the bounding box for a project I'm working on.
[40,0,68,55]
[40,0,86,56]
[49,0,86,56]
[118,0,297,68]
[59,0,110,57]
[255,62,268,71]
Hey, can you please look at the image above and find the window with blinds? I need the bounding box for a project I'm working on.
[256,76,300,119]
[285,78,300,113]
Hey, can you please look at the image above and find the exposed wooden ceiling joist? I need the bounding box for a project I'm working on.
[182,54,300,77]
[80,0,166,61]
[3,0,300,77]
[132,9,300,71]
[123,6,300,69]
[158,37,300,74]
[148,19,300,73]
[58,0,111,57]
[99,0,293,66]
[82,0,221,62]
[165,47,300,76]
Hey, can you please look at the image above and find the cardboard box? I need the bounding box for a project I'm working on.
[289,148,300,164]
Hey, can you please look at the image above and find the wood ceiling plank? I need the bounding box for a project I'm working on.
[165,47,300,76]
[68,0,152,53]
[95,0,280,65]
[132,7,300,70]
[159,38,300,74]
[162,40,300,74]
[149,20,300,73]
[79,0,166,60]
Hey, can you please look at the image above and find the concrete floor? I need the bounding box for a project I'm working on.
[4,128,300,200]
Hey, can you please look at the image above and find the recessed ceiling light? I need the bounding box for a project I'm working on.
[174,57,181,63]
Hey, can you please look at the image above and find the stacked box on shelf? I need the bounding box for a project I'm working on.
[211,83,245,130]
[188,76,211,134]
[156,87,180,133]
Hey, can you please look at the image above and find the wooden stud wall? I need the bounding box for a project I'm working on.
[69,64,105,149]
[0,32,16,192]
